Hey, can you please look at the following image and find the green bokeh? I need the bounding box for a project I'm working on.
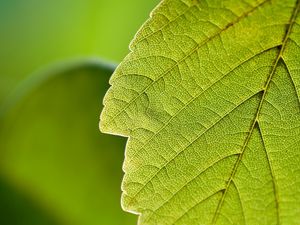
[0,0,158,102]
[0,61,135,225]
[0,176,59,225]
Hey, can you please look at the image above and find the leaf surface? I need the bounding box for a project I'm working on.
[100,0,300,224]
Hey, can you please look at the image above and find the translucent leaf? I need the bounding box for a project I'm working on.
[100,0,300,224]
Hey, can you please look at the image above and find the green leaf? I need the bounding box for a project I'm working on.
[0,60,136,225]
[100,0,300,224]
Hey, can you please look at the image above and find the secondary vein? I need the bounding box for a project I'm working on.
[257,122,280,224]
[103,0,270,129]
[211,1,300,224]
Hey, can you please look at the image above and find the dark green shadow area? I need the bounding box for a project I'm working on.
[0,176,59,225]
[0,60,135,225]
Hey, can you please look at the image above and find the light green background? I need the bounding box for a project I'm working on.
[0,0,158,102]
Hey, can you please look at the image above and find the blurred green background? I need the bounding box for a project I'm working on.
[0,1,158,225]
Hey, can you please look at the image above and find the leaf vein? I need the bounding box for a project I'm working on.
[145,153,239,222]
[211,1,300,223]
[128,46,277,167]
[281,59,300,109]
[127,92,261,206]
[257,122,280,224]
[103,0,271,128]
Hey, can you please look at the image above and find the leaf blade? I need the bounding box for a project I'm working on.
[100,0,300,224]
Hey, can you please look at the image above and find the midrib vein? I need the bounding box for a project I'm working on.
[103,0,270,129]
[211,1,300,224]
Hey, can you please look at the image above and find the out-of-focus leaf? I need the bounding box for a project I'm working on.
[100,0,300,224]
[0,176,60,225]
[0,60,135,225]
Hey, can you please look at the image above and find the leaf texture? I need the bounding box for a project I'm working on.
[100,0,300,224]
